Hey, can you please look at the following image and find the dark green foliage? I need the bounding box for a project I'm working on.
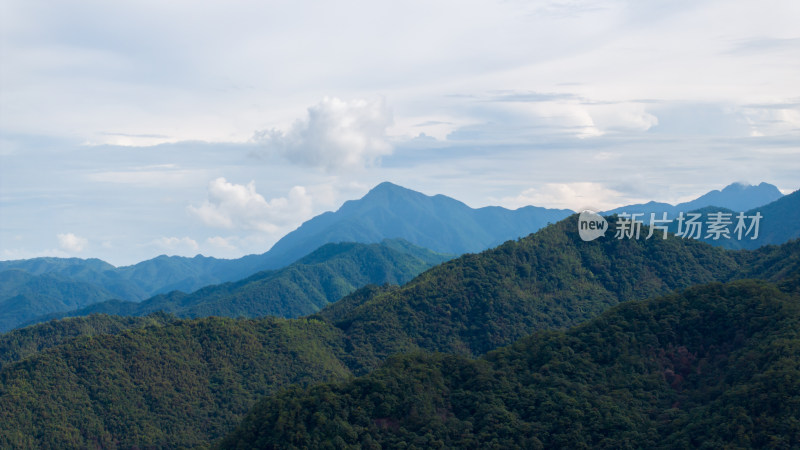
[2,215,798,448]
[0,270,121,332]
[32,239,450,325]
[0,312,175,369]
[317,216,756,371]
[0,316,351,449]
[219,279,800,449]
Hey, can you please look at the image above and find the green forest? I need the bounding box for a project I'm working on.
[0,216,798,448]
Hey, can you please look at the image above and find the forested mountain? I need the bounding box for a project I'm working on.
[0,316,351,449]
[312,216,782,370]
[0,313,175,369]
[27,239,450,327]
[220,279,800,449]
[1,215,797,448]
[1,182,792,330]
[0,270,120,332]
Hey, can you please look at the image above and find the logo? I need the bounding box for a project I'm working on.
[578,207,608,241]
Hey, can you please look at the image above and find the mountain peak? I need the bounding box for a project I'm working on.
[683,181,783,212]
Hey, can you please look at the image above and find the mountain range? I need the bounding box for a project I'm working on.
[1,214,797,448]
[0,181,792,333]
[27,239,450,327]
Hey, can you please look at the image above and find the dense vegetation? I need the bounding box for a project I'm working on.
[219,279,800,449]
[31,239,450,326]
[1,215,797,448]
[0,312,175,369]
[0,316,351,449]
[0,270,120,332]
[313,216,778,371]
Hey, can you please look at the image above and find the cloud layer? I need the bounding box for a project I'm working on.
[255,97,393,171]
[188,178,312,234]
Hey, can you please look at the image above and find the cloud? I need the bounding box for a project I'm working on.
[57,233,88,252]
[206,236,238,251]
[188,178,312,233]
[152,236,199,253]
[254,97,393,171]
[501,183,641,211]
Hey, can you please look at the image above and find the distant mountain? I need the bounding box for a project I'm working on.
[219,279,800,449]
[2,215,798,448]
[244,182,574,270]
[604,182,784,216]
[29,239,451,326]
[0,270,121,332]
[0,182,572,310]
[631,189,799,251]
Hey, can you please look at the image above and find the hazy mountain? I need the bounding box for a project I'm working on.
[0,270,121,332]
[244,181,575,270]
[219,279,800,449]
[28,239,451,326]
[604,182,784,217]
[2,214,798,447]
[639,189,799,251]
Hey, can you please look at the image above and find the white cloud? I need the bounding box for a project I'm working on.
[152,236,199,252]
[206,236,238,251]
[57,233,88,252]
[188,178,313,233]
[501,183,641,211]
[255,97,393,171]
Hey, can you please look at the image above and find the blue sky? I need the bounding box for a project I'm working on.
[1,0,799,266]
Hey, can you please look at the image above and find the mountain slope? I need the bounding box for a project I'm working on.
[30,239,451,326]
[247,182,574,269]
[313,216,760,370]
[603,182,784,217]
[0,316,351,449]
[0,270,122,332]
[219,279,800,449]
[2,216,798,448]
[0,313,176,370]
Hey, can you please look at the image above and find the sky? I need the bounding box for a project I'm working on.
[1,0,799,266]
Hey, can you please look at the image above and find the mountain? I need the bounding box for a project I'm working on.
[604,182,784,217]
[243,181,574,270]
[0,182,572,315]
[219,279,800,449]
[647,189,800,251]
[25,239,451,327]
[1,181,789,326]
[311,216,772,370]
[0,258,148,300]
[0,316,351,449]
[0,270,121,332]
[2,214,798,447]
[0,312,176,370]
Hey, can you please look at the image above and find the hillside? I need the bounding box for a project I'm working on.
[219,279,800,449]
[1,215,797,447]
[0,316,351,449]
[0,313,176,370]
[603,181,784,217]
[29,239,451,326]
[0,270,121,332]
[242,181,574,270]
[313,216,764,370]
